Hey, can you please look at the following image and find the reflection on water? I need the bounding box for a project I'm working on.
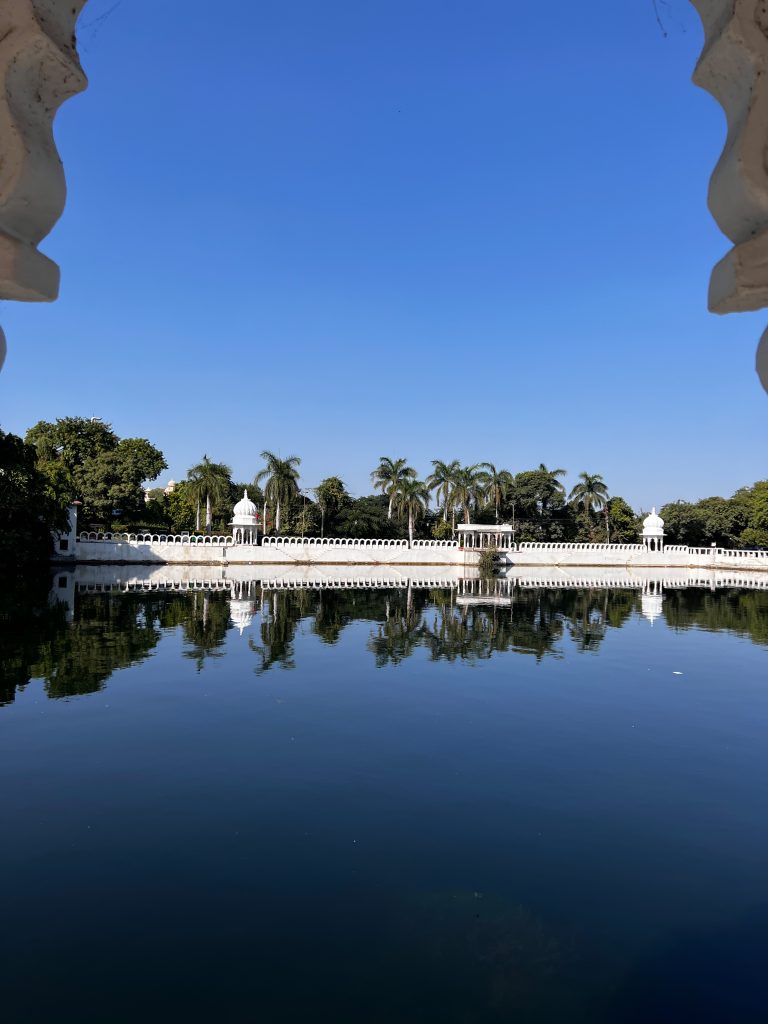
[2,567,767,703]
[1,567,768,1022]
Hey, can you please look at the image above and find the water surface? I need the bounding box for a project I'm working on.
[1,568,767,1022]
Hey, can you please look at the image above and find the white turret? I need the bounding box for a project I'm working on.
[230,489,258,544]
[641,507,665,553]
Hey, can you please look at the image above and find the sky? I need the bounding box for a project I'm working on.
[0,0,765,510]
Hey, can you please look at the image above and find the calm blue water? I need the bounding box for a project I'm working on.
[1,576,767,1022]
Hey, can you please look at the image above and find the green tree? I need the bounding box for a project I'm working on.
[25,417,166,525]
[696,496,748,548]
[431,518,454,540]
[660,500,703,546]
[336,495,396,538]
[397,477,430,545]
[605,496,640,543]
[536,464,567,511]
[479,463,514,523]
[315,476,352,535]
[568,472,609,515]
[371,457,416,520]
[450,464,486,525]
[739,480,768,548]
[166,482,196,533]
[77,438,166,523]
[255,451,301,534]
[427,459,460,522]
[187,456,232,533]
[0,429,68,573]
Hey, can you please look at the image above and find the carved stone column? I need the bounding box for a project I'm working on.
[0,1,88,369]
[691,0,768,390]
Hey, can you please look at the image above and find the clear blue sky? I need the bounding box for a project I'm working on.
[1,0,765,509]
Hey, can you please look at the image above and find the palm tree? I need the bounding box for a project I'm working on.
[427,459,460,521]
[371,457,416,520]
[396,477,430,546]
[537,463,567,511]
[568,472,609,515]
[187,455,232,533]
[255,451,301,533]
[479,463,514,523]
[450,464,486,525]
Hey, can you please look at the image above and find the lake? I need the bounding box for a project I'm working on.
[1,566,767,1023]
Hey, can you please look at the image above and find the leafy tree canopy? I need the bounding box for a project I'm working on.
[25,417,166,525]
[0,429,69,573]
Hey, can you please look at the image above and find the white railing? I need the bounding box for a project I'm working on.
[261,536,408,548]
[517,542,645,551]
[79,532,233,546]
[411,539,459,548]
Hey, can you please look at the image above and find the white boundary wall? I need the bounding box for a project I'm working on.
[69,534,462,566]
[56,534,768,573]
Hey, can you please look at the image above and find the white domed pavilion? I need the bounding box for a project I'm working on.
[641,507,665,552]
[230,489,258,544]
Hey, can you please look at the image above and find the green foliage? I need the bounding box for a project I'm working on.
[478,546,499,578]
[187,455,232,533]
[0,429,69,574]
[255,451,301,533]
[605,496,640,543]
[396,477,430,544]
[661,483,768,549]
[740,526,768,549]
[25,416,166,525]
[569,472,609,514]
[427,459,461,522]
[314,476,352,534]
[659,500,700,546]
[450,464,486,525]
[479,464,514,523]
[371,457,417,521]
[335,495,399,538]
[432,518,453,540]
[166,484,197,532]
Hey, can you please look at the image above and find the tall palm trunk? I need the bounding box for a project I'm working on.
[408,509,414,546]
[275,500,281,533]
[195,499,201,532]
[387,493,394,520]
[206,492,212,533]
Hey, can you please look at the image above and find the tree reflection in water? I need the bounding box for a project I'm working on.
[0,578,190,704]
[182,590,230,672]
[1,579,766,704]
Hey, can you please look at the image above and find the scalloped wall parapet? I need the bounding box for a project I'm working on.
[0,0,87,308]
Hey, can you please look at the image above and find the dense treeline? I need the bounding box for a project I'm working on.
[2,416,766,572]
